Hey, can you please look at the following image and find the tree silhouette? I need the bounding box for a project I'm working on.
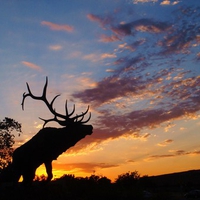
[115,171,140,188]
[0,117,21,171]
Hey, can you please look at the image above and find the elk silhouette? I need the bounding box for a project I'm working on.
[11,77,93,185]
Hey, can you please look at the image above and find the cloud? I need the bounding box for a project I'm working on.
[83,53,101,62]
[60,73,97,93]
[132,0,179,5]
[87,14,113,28]
[89,6,200,58]
[157,139,173,147]
[101,53,116,59]
[140,133,151,141]
[67,51,82,59]
[106,18,171,43]
[100,34,121,42]
[106,69,115,73]
[87,14,102,22]
[73,65,200,107]
[49,45,63,51]
[169,149,186,155]
[41,21,74,32]
[53,162,118,173]
[82,52,116,62]
[71,5,200,150]
[146,149,200,161]
[146,154,174,161]
[158,7,200,55]
[160,0,180,5]
[72,69,200,149]
[21,61,42,71]
[133,0,158,3]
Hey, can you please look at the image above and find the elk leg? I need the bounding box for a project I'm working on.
[44,161,53,181]
[22,167,36,186]
[12,170,21,184]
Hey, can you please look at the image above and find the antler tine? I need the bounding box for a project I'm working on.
[71,105,90,122]
[75,113,85,122]
[39,117,52,128]
[50,94,61,109]
[80,112,91,124]
[21,77,49,111]
[39,115,67,128]
[21,82,34,110]
[21,92,27,110]
[65,100,76,117]
[65,100,68,116]
[75,112,91,123]
[42,76,48,99]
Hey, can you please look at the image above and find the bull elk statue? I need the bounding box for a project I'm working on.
[10,77,93,185]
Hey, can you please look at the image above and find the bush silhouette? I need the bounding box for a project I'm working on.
[115,171,140,188]
[0,117,21,171]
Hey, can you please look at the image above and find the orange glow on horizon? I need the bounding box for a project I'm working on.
[34,155,200,183]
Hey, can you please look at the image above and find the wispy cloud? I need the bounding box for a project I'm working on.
[87,14,113,28]
[146,154,174,161]
[133,0,158,3]
[146,149,200,161]
[82,53,101,62]
[41,21,74,32]
[160,0,180,5]
[101,53,116,59]
[160,0,171,5]
[132,0,179,5]
[140,133,151,141]
[100,34,121,42]
[21,61,43,71]
[49,45,63,51]
[82,52,116,62]
[53,162,118,173]
[157,139,173,147]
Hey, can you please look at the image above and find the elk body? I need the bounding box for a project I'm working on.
[10,77,93,185]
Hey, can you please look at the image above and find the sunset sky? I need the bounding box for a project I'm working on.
[1,0,200,181]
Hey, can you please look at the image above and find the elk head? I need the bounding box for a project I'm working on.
[21,77,93,133]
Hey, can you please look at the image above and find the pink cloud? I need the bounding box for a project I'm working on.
[87,14,102,22]
[41,21,74,32]
[87,13,113,28]
[21,61,42,71]
[100,34,121,42]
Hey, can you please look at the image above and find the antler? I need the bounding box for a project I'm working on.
[21,77,91,127]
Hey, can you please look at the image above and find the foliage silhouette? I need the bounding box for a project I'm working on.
[0,117,21,171]
[0,170,193,200]
[115,171,140,188]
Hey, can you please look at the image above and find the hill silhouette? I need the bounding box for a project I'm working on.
[149,169,200,189]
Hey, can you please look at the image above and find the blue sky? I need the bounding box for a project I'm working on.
[1,0,200,180]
